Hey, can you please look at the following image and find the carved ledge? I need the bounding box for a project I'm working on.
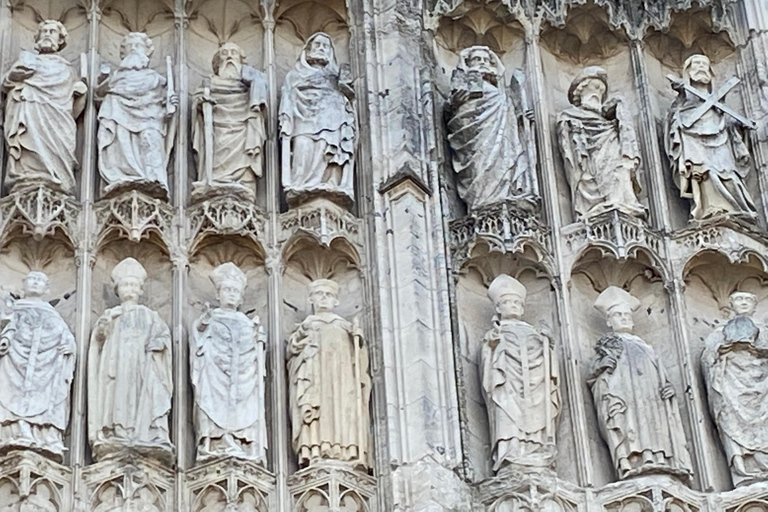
[594,474,700,512]
[0,450,71,512]
[93,190,174,252]
[671,216,768,271]
[288,461,376,512]
[82,454,175,512]
[279,197,363,249]
[186,457,275,512]
[0,185,80,249]
[476,467,582,510]
[562,209,664,265]
[187,195,267,255]
[449,201,551,269]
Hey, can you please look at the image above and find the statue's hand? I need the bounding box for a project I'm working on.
[300,404,316,424]
[660,383,675,400]
[0,338,9,357]
[8,65,33,82]
[602,355,618,373]
[167,94,179,113]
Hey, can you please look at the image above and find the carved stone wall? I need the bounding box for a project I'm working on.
[0,0,766,511]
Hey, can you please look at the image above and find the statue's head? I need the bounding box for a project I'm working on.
[111,257,147,304]
[22,271,49,299]
[212,42,246,80]
[595,286,639,334]
[119,32,154,70]
[683,54,713,89]
[730,291,757,317]
[488,274,526,320]
[568,66,608,111]
[309,279,340,313]
[304,32,335,68]
[35,20,67,53]
[458,46,504,85]
[210,262,247,310]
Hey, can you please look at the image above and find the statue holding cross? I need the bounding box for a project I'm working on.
[665,54,757,222]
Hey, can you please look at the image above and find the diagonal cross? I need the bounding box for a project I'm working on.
[666,74,757,130]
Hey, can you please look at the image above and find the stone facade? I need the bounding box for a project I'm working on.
[0,0,767,511]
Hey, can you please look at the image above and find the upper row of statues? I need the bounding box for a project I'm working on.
[3,22,355,207]
[3,21,758,222]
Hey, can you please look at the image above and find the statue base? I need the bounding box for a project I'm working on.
[285,188,354,210]
[101,179,169,202]
[190,181,256,204]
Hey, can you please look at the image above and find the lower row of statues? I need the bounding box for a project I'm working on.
[0,260,370,471]
[0,265,764,487]
[480,274,767,488]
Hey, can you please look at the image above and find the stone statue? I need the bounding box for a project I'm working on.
[665,54,757,222]
[96,32,178,199]
[557,67,645,219]
[287,279,370,468]
[191,263,267,463]
[192,43,268,202]
[480,274,560,472]
[280,33,356,207]
[0,271,76,460]
[87,257,174,462]
[3,20,87,195]
[447,46,536,211]
[588,286,693,480]
[702,291,768,486]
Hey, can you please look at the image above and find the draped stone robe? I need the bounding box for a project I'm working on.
[279,60,356,205]
[97,68,170,196]
[0,299,75,459]
[447,70,532,211]
[3,51,82,194]
[702,316,768,486]
[557,100,644,218]
[665,91,755,220]
[191,307,266,463]
[88,304,173,460]
[287,312,370,468]
[192,68,267,198]
[480,318,560,471]
[588,333,693,480]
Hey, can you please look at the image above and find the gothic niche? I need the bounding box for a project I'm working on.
[540,4,627,65]
[570,248,691,487]
[454,251,563,482]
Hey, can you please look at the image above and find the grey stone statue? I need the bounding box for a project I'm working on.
[3,20,87,195]
[192,43,268,202]
[280,33,356,208]
[589,286,693,481]
[480,274,560,472]
[0,271,76,461]
[287,279,370,469]
[191,263,267,463]
[96,32,178,199]
[447,46,536,211]
[702,291,768,486]
[557,67,645,220]
[665,54,757,222]
[88,257,174,462]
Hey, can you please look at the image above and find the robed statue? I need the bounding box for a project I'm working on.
[557,67,645,219]
[287,279,370,468]
[447,46,537,211]
[96,32,178,199]
[480,274,560,472]
[0,271,76,460]
[702,291,768,486]
[192,43,268,201]
[280,33,356,207]
[589,286,693,480]
[192,263,267,463]
[665,54,757,222]
[88,258,174,462]
[3,20,87,194]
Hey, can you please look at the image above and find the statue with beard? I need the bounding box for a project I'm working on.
[447,46,536,211]
[280,33,356,208]
[192,43,268,201]
[96,32,178,199]
[665,54,757,221]
[3,20,87,194]
[702,292,768,486]
[557,67,645,220]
